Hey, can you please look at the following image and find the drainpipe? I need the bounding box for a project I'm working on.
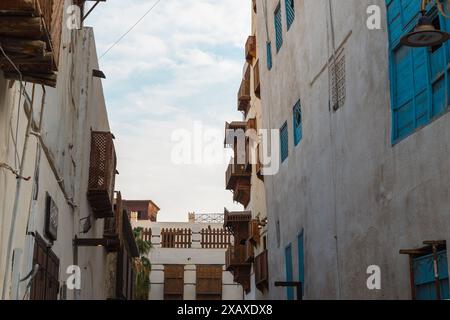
[1,84,35,299]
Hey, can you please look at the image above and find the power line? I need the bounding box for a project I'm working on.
[99,0,162,59]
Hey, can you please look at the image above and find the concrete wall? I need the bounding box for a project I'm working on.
[133,221,243,300]
[0,0,113,300]
[255,0,450,300]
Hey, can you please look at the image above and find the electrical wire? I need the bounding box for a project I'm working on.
[99,0,162,59]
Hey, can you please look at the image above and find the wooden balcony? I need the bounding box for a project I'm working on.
[245,35,256,63]
[254,59,260,98]
[0,0,65,87]
[237,67,251,114]
[233,178,251,208]
[225,159,251,191]
[225,245,250,271]
[245,239,254,263]
[224,121,247,148]
[87,131,117,219]
[248,219,260,246]
[224,209,251,237]
[255,250,269,291]
[231,262,251,293]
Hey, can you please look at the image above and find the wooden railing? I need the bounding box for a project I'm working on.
[87,131,117,219]
[200,228,232,249]
[255,250,269,290]
[142,227,152,242]
[161,228,192,248]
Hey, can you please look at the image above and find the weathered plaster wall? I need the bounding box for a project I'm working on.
[256,0,450,300]
[0,0,113,300]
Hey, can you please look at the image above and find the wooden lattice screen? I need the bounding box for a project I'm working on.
[161,228,192,248]
[87,131,116,219]
[164,265,184,300]
[196,265,222,300]
[200,228,232,249]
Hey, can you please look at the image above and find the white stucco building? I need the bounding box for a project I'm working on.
[132,214,244,300]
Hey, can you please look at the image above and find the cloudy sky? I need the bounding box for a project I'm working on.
[85,0,249,221]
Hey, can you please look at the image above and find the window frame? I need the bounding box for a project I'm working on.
[293,100,302,146]
[274,2,283,53]
[386,2,450,144]
[285,0,295,30]
[280,121,289,163]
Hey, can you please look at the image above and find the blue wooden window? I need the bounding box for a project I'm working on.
[297,232,304,297]
[280,122,288,162]
[293,100,302,146]
[267,41,273,70]
[285,244,294,300]
[413,251,449,300]
[285,0,295,30]
[386,0,450,143]
[274,3,283,52]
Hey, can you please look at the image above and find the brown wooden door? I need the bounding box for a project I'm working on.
[196,265,222,300]
[30,233,60,300]
[164,265,184,300]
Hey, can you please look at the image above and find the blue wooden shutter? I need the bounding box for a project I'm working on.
[285,244,294,300]
[293,100,302,146]
[267,41,273,70]
[285,0,295,30]
[386,0,449,143]
[274,3,283,52]
[413,251,449,300]
[297,232,304,296]
[280,122,288,162]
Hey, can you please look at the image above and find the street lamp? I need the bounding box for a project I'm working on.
[401,0,450,47]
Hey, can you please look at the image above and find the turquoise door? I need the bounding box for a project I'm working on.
[285,244,294,300]
[298,232,304,296]
[413,251,449,300]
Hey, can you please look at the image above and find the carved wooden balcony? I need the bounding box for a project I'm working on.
[245,35,256,63]
[245,239,254,263]
[87,131,117,219]
[248,219,260,246]
[233,178,251,208]
[225,245,250,271]
[231,260,251,293]
[254,59,260,98]
[225,159,251,191]
[255,250,269,291]
[224,121,247,148]
[237,67,251,114]
[0,0,65,87]
[224,209,251,236]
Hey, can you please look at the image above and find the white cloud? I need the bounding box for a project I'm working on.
[86,0,250,221]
